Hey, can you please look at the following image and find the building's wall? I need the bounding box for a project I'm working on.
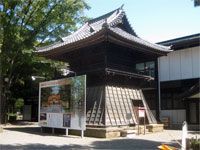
[158,45,200,128]
[159,46,200,82]
[86,86,105,126]
[105,86,137,126]
[105,85,157,126]
[160,109,186,129]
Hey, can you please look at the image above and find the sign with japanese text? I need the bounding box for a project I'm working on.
[38,75,86,130]
[139,109,145,118]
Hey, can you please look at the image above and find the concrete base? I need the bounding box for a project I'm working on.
[70,124,164,138]
[69,127,122,138]
[146,124,164,133]
[121,130,137,137]
[41,124,164,138]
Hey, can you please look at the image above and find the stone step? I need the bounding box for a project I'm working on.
[121,130,137,137]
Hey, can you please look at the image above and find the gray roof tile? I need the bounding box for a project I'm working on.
[35,7,171,53]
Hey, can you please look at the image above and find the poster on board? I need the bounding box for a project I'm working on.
[38,75,86,130]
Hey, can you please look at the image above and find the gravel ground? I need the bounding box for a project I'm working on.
[0,122,199,150]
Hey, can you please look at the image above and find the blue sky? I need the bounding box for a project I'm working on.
[84,0,200,43]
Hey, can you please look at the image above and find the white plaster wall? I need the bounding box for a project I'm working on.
[159,46,200,82]
[160,110,186,127]
[169,51,181,80]
[192,47,200,77]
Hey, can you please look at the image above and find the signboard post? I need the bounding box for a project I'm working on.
[139,107,146,135]
[38,75,86,137]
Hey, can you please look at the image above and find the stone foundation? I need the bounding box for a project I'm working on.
[69,127,123,138]
[42,124,164,138]
[146,124,164,133]
[70,124,164,138]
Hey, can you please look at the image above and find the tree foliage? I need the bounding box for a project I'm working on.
[15,98,24,112]
[194,0,200,6]
[0,0,90,123]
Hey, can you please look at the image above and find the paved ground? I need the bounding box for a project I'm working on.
[0,122,199,150]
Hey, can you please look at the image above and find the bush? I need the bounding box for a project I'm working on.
[15,98,24,112]
[8,113,17,117]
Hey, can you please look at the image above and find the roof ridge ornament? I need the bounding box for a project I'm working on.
[102,18,109,28]
[117,4,124,13]
[120,4,124,9]
[59,36,64,42]
[88,24,95,33]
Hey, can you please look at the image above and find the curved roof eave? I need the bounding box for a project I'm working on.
[34,6,172,56]
[35,27,171,58]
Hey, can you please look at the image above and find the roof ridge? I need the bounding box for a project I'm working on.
[108,9,125,27]
[109,27,171,51]
[62,23,89,42]
[87,7,123,25]
[35,5,171,54]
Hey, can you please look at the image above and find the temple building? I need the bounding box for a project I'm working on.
[35,6,171,137]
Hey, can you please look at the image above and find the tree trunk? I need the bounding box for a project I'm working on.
[0,54,3,124]
[0,54,7,124]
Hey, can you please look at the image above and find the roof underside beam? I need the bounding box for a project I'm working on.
[37,29,168,60]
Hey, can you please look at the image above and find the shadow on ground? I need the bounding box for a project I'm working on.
[0,144,90,150]
[0,139,179,150]
[91,138,179,150]
[4,127,74,137]
[2,127,181,150]
[4,127,45,136]
[5,121,37,126]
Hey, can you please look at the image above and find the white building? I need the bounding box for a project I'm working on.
[158,33,200,130]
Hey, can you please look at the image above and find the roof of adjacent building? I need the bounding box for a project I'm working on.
[174,80,200,100]
[35,6,171,56]
[157,33,200,50]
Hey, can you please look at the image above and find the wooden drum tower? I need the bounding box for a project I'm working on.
[36,6,171,137]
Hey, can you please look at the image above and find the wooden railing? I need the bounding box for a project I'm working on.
[71,62,155,79]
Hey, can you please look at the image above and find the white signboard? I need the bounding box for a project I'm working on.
[38,75,86,131]
[139,109,145,118]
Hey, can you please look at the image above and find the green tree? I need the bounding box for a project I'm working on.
[15,98,24,112]
[194,0,200,6]
[0,0,90,123]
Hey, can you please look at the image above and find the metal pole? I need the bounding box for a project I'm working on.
[138,123,140,135]
[144,110,145,135]
[157,58,161,120]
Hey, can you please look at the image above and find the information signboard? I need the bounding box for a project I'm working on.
[139,109,145,118]
[38,75,86,131]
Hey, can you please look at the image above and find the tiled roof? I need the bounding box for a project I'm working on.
[35,6,171,53]
[157,33,200,45]
[109,27,171,52]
